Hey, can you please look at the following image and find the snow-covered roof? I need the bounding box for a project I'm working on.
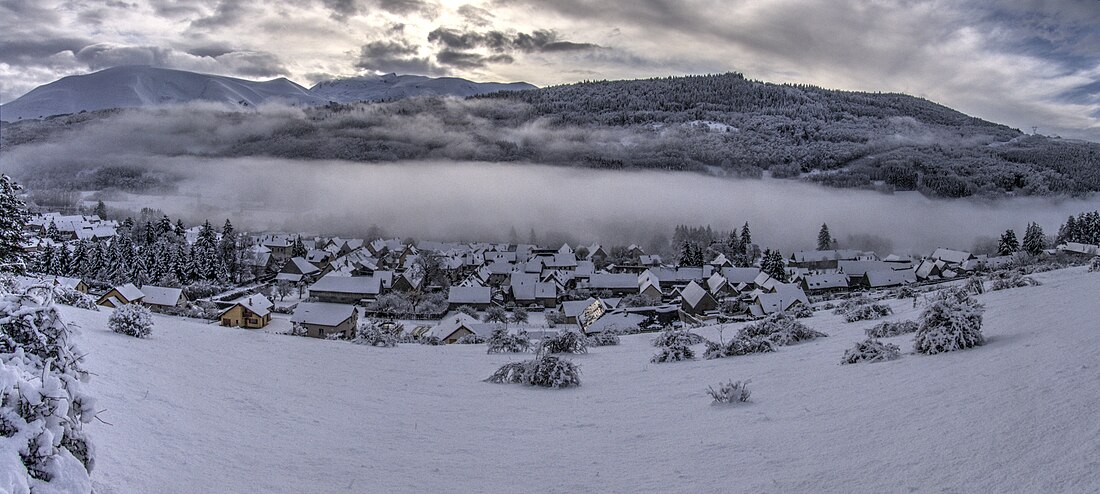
[291,302,356,327]
[448,286,491,304]
[587,273,639,290]
[308,274,382,295]
[803,273,849,290]
[427,313,498,340]
[721,267,760,284]
[680,281,711,308]
[238,294,273,317]
[930,248,975,265]
[585,313,647,335]
[140,286,183,307]
[114,283,145,303]
[865,270,916,288]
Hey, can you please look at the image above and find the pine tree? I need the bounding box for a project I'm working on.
[46,221,63,241]
[292,235,307,258]
[761,249,788,282]
[174,219,186,238]
[94,199,107,219]
[70,240,89,277]
[739,222,752,258]
[220,220,239,280]
[0,175,30,273]
[156,215,172,236]
[1022,222,1046,256]
[997,229,1019,256]
[817,223,833,251]
[56,244,72,275]
[1056,216,1076,245]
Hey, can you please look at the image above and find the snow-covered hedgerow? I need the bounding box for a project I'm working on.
[651,329,705,347]
[702,336,776,360]
[841,338,902,364]
[651,343,695,363]
[1089,257,1100,272]
[0,290,97,492]
[965,276,986,295]
[455,333,486,344]
[418,335,444,346]
[864,320,918,338]
[988,274,1042,291]
[352,322,399,347]
[539,329,588,354]
[914,288,985,355]
[51,287,99,311]
[706,380,751,404]
[486,328,530,354]
[842,302,894,323]
[485,354,580,388]
[108,304,153,338]
[791,304,814,319]
[832,296,875,315]
[738,313,827,346]
[586,333,620,347]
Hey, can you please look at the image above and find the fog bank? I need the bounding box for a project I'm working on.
[130,158,1100,255]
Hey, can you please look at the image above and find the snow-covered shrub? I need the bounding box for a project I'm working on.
[895,286,916,299]
[1089,257,1100,272]
[0,290,97,491]
[988,274,1041,291]
[702,336,776,359]
[865,320,918,338]
[485,353,580,388]
[965,276,985,294]
[352,321,398,347]
[651,343,695,363]
[651,329,705,347]
[791,304,814,319]
[842,302,893,322]
[914,288,985,355]
[738,313,826,346]
[51,286,99,311]
[706,380,751,404]
[108,304,153,338]
[486,327,530,353]
[832,296,874,315]
[539,329,588,354]
[841,338,901,364]
[455,333,486,344]
[418,335,443,346]
[453,305,479,318]
[586,333,620,347]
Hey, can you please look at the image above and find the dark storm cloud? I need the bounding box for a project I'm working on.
[189,0,250,29]
[319,0,439,20]
[0,36,93,65]
[210,51,289,78]
[456,4,493,26]
[427,27,600,54]
[355,39,438,74]
[435,49,512,69]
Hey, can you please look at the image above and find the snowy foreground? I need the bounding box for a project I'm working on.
[70,268,1099,493]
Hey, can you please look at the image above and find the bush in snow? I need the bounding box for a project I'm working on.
[864,320,918,338]
[832,296,874,315]
[108,304,153,338]
[511,307,528,324]
[418,335,444,346]
[702,335,776,359]
[965,276,985,295]
[791,303,814,319]
[738,313,826,346]
[895,286,916,299]
[842,302,894,323]
[0,289,97,491]
[485,353,580,388]
[486,327,531,353]
[586,333,620,347]
[706,380,751,404]
[455,333,486,344]
[50,286,99,311]
[651,328,705,347]
[914,288,985,355]
[841,338,902,364]
[651,342,695,363]
[539,329,588,354]
[453,305,479,318]
[988,274,1041,291]
[352,321,399,347]
[1089,257,1100,272]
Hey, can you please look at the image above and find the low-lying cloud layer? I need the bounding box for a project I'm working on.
[125,158,1100,255]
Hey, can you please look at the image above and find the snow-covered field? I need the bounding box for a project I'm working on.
[68,267,1100,493]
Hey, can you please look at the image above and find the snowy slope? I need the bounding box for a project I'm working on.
[309,73,535,103]
[65,267,1100,493]
[0,66,324,121]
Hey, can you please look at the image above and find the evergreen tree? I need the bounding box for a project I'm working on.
[174,219,186,238]
[997,229,1019,256]
[817,223,833,251]
[46,220,63,241]
[0,175,30,273]
[197,220,217,249]
[220,220,239,280]
[292,235,307,258]
[56,244,72,275]
[1022,222,1046,255]
[70,240,89,277]
[94,199,107,219]
[761,249,788,282]
[739,222,752,255]
[724,229,739,256]
[156,215,172,236]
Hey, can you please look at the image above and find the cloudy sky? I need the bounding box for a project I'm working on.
[1,0,1098,139]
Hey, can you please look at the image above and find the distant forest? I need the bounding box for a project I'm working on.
[4,73,1099,198]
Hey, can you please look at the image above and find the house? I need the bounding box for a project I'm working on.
[864,269,916,289]
[560,298,606,328]
[276,257,321,284]
[307,274,383,304]
[930,248,976,266]
[448,286,492,310]
[748,283,809,318]
[801,273,850,294]
[1058,242,1099,257]
[390,271,424,292]
[219,294,274,329]
[140,286,187,309]
[679,281,717,315]
[426,313,498,343]
[586,273,641,295]
[291,302,358,339]
[639,278,663,301]
[15,275,88,294]
[584,312,647,335]
[97,283,145,308]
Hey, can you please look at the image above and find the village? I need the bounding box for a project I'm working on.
[16,204,1100,345]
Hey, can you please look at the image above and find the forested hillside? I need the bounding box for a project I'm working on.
[4,73,1099,198]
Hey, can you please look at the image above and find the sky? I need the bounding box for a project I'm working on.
[1,0,1099,140]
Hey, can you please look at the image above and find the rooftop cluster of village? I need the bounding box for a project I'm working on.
[17,204,1100,343]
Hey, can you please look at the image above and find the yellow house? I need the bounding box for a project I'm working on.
[219,294,274,329]
[96,283,144,308]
